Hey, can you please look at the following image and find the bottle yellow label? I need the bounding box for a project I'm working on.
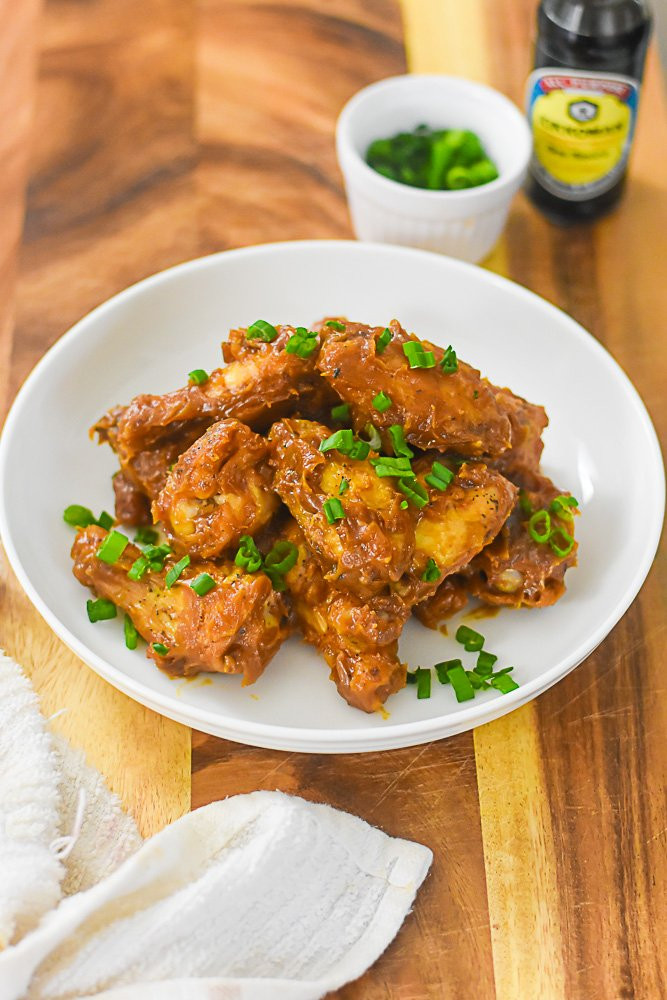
[526,69,639,201]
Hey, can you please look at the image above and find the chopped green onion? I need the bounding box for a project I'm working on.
[406,670,418,685]
[97,511,114,531]
[319,429,354,454]
[467,670,490,690]
[376,328,393,354]
[550,495,579,520]
[263,541,299,592]
[135,526,158,546]
[455,624,484,652]
[127,555,149,581]
[372,391,392,413]
[325,320,346,331]
[188,369,209,385]
[425,460,454,491]
[528,510,551,544]
[124,614,139,650]
[397,477,429,509]
[86,598,117,623]
[435,659,462,684]
[549,526,575,558]
[139,542,172,570]
[476,650,498,675]
[165,554,190,588]
[447,664,475,702]
[387,424,414,459]
[64,504,96,527]
[400,500,409,509]
[421,558,440,583]
[369,456,413,477]
[235,535,263,573]
[473,390,479,400]
[96,530,129,565]
[152,642,169,656]
[491,673,520,694]
[190,573,216,596]
[360,423,382,450]
[416,667,431,699]
[247,320,278,342]
[338,478,349,495]
[518,490,533,517]
[439,345,458,374]
[348,439,370,461]
[402,342,436,369]
[331,403,351,422]
[323,498,345,523]
[285,328,318,358]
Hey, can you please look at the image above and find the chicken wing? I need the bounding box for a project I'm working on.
[316,319,512,456]
[153,419,279,559]
[269,418,415,596]
[71,525,290,682]
[490,385,548,480]
[282,522,408,713]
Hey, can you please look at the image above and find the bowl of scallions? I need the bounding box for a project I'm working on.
[336,75,532,263]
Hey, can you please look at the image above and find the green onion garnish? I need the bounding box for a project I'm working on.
[188,369,209,385]
[124,614,139,650]
[369,456,413,477]
[264,541,299,579]
[338,478,349,495]
[97,511,114,531]
[372,391,392,413]
[491,673,520,694]
[421,558,440,583]
[446,664,475,702]
[425,460,454,491]
[406,670,418,684]
[434,659,462,684]
[135,526,158,546]
[152,642,169,656]
[190,573,216,597]
[348,439,370,461]
[400,499,409,509]
[247,320,278,342]
[127,555,149,581]
[439,345,458,374]
[361,423,382,450]
[64,504,97,528]
[331,403,351,422]
[455,625,484,652]
[549,526,575,558]
[476,650,497,675]
[96,530,129,565]
[518,490,533,517]
[323,498,345,523]
[397,477,428,509]
[86,598,117,623]
[235,535,263,573]
[325,320,346,331]
[165,554,190,588]
[387,424,414,459]
[528,510,551,544]
[402,342,436,369]
[319,429,354,454]
[467,670,490,690]
[376,328,393,354]
[550,495,578,520]
[416,667,431,699]
[285,327,318,358]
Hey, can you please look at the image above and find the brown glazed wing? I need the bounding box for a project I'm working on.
[71,526,289,682]
[282,522,408,713]
[490,385,548,480]
[153,419,279,558]
[269,417,414,597]
[316,319,512,456]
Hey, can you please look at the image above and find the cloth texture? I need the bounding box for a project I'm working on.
[0,653,432,999]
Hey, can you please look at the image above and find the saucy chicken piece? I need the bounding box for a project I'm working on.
[153,419,279,559]
[415,574,468,628]
[282,522,408,713]
[395,458,518,605]
[71,526,289,682]
[490,385,548,480]
[112,471,152,527]
[269,418,414,596]
[316,319,512,457]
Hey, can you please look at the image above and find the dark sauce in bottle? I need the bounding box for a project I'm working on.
[526,0,652,224]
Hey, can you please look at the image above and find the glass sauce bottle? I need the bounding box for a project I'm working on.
[526,0,652,224]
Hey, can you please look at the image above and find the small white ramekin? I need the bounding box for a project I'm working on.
[336,75,532,264]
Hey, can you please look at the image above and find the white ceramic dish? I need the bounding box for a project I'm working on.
[336,75,532,263]
[0,241,663,753]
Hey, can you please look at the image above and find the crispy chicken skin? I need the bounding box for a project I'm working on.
[153,419,279,559]
[112,471,152,527]
[71,526,289,682]
[269,418,415,596]
[396,458,518,604]
[282,522,408,713]
[316,319,512,457]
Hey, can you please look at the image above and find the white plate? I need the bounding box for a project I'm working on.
[0,241,663,752]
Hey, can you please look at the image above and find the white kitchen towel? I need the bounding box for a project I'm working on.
[0,654,432,999]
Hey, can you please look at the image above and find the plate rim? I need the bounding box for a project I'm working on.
[0,239,664,749]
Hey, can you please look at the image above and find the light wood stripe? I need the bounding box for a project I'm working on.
[400,0,489,82]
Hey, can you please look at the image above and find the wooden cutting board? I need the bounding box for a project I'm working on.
[1,1,665,996]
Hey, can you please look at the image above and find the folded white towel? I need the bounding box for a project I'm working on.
[0,654,432,999]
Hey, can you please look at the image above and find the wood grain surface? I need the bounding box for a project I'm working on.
[0,0,665,996]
